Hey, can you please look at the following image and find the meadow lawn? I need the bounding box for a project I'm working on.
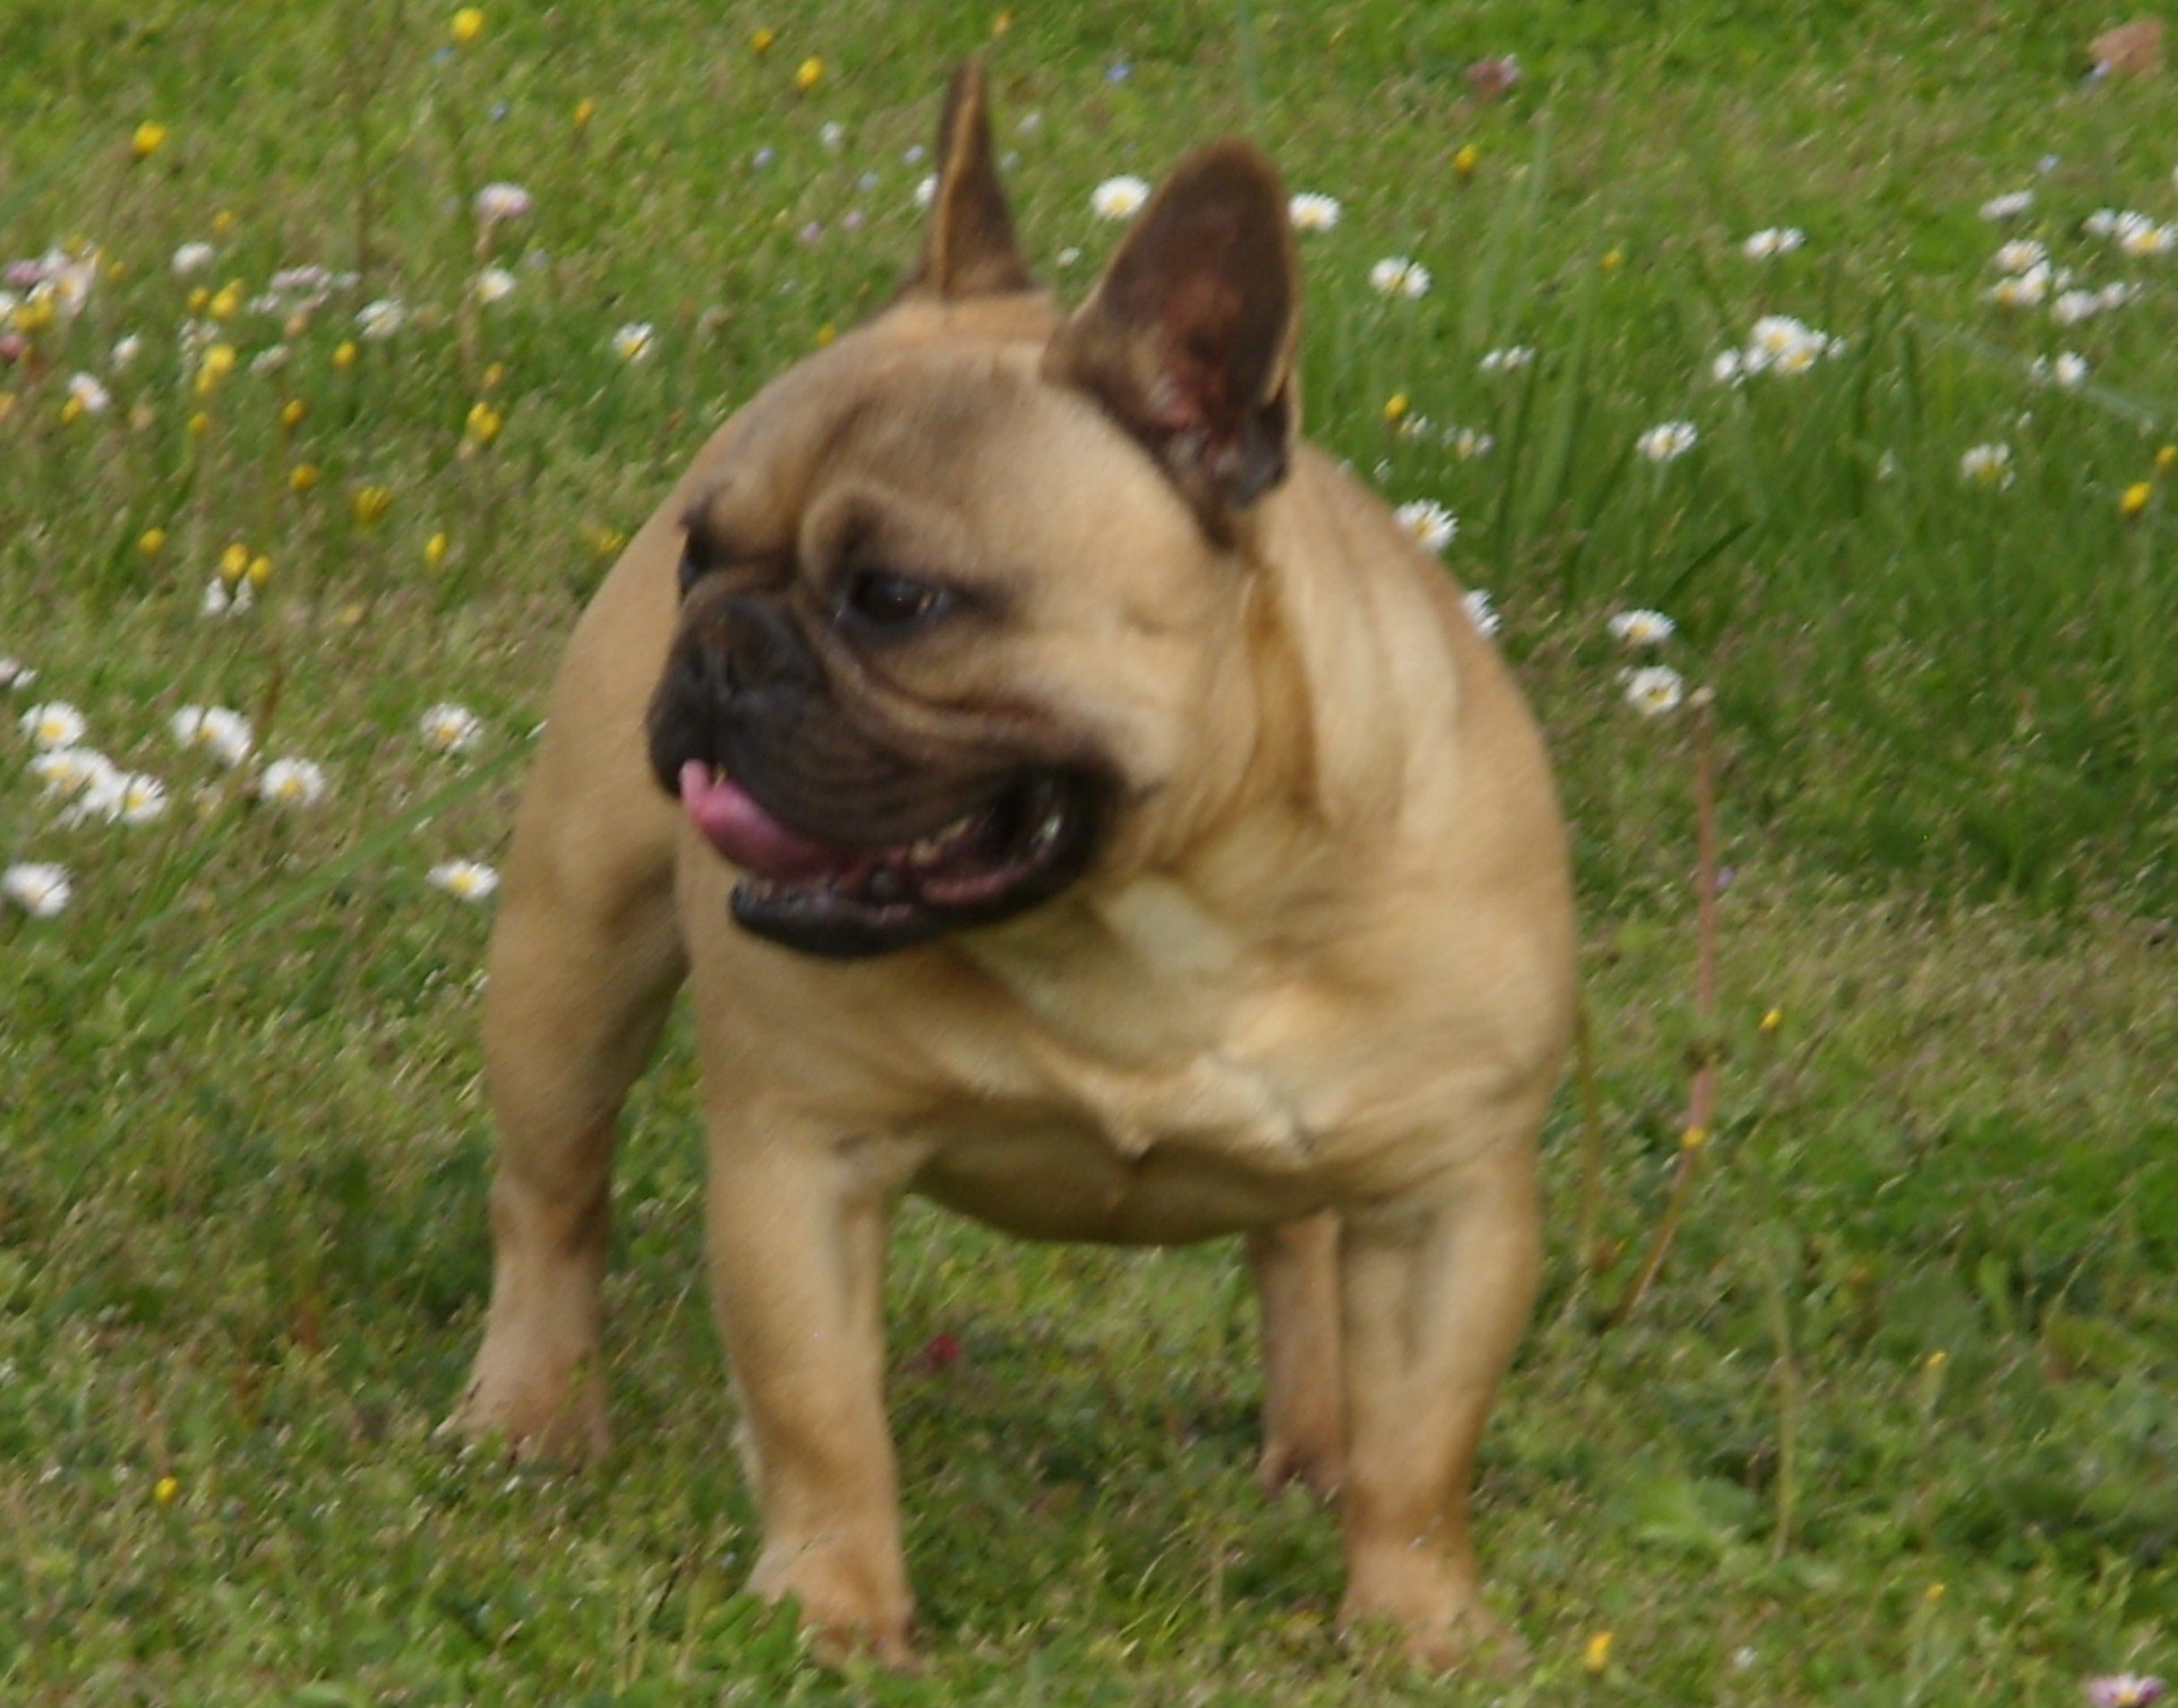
[3,1,2175,1702]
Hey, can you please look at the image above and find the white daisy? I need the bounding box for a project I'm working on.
[171,705,254,768]
[1636,421,1697,463]
[1462,588,1500,637]
[1446,426,1496,459]
[2097,279,2141,311]
[473,181,535,225]
[2,862,71,917]
[1393,500,1457,554]
[203,576,255,617]
[419,702,484,754]
[1478,344,1534,373]
[1741,227,1805,260]
[1979,189,2035,220]
[427,859,502,901]
[1959,442,2013,487]
[258,756,329,807]
[2119,219,2175,258]
[30,745,118,801]
[1369,256,1432,298]
[1711,348,1746,385]
[2050,288,2102,325]
[472,267,518,305]
[1090,176,1150,221]
[171,241,216,278]
[71,770,168,827]
[20,701,87,749]
[1288,192,1342,233]
[1623,665,1685,717]
[356,298,407,340]
[0,657,34,691]
[913,174,939,210]
[2052,351,2089,388]
[612,322,656,364]
[1990,239,2046,274]
[1608,609,1676,648]
[111,333,142,370]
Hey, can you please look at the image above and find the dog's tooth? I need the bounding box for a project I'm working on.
[909,836,948,865]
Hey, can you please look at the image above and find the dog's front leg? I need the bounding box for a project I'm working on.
[1248,1211,1345,1498]
[1334,1139,1539,1670]
[707,1126,913,1665]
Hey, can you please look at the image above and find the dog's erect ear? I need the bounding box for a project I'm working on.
[904,59,1034,300]
[1042,140,1299,524]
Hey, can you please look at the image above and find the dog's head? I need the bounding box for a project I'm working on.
[647,62,1302,957]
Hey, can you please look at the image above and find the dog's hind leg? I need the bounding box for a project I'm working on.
[1248,1210,1345,1498]
[450,539,688,1462]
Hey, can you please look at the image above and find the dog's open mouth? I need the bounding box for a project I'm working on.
[675,760,1104,957]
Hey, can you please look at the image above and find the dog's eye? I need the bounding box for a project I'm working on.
[840,568,953,631]
[677,535,716,599]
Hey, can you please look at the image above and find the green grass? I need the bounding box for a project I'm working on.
[4,1,2175,1702]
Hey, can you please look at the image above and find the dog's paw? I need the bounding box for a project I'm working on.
[1337,1558,1524,1676]
[751,1539,917,1670]
[1256,1434,1343,1501]
[444,1360,609,1465]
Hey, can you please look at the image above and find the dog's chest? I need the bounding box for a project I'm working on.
[905,880,1339,1239]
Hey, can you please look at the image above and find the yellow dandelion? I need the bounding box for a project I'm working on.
[1759,1007,1782,1033]
[353,485,393,527]
[153,1475,179,1504]
[289,463,320,493]
[481,361,507,391]
[814,321,837,348]
[450,6,484,46]
[211,209,238,236]
[465,400,502,444]
[424,532,449,570]
[1453,143,1480,181]
[1924,1581,1945,1602]
[992,8,1013,36]
[187,410,211,436]
[1925,1349,1948,1371]
[279,399,307,432]
[750,25,777,53]
[184,286,210,313]
[572,97,595,130]
[2157,444,2177,476]
[194,343,237,397]
[794,56,823,93]
[139,528,167,556]
[338,602,366,627]
[1681,1125,1708,1151]
[1583,1630,1613,1673]
[132,121,168,160]
[579,523,626,559]
[2122,481,2152,519]
[1381,391,1410,423]
[246,554,271,588]
[1600,247,1624,270]
[332,339,357,370]
[208,279,242,320]
[219,542,251,584]
[60,396,83,425]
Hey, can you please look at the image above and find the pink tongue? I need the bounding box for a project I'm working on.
[678,760,853,882]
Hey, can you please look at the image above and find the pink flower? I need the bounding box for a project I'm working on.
[2087,1677,2165,1708]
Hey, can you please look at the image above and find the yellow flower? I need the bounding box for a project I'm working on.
[139,528,167,556]
[2121,481,2152,519]
[1600,247,1624,270]
[60,396,83,425]
[1583,1630,1613,1673]
[279,399,307,431]
[1925,1349,1948,1371]
[208,279,242,320]
[1381,391,1410,423]
[424,532,449,570]
[211,209,238,237]
[353,485,393,527]
[794,56,823,93]
[187,410,211,436]
[450,7,484,46]
[1681,1125,1708,1151]
[194,344,237,397]
[1453,143,1480,180]
[153,1475,179,1504]
[481,362,507,391]
[2157,444,2177,476]
[1924,1581,1945,1602]
[572,97,596,130]
[991,8,1013,36]
[750,25,777,53]
[465,400,502,444]
[332,339,357,370]
[289,463,321,493]
[813,321,837,348]
[247,554,272,588]
[1759,1007,1782,1033]
[184,287,210,314]
[132,121,168,160]
[579,523,626,559]
[219,542,251,583]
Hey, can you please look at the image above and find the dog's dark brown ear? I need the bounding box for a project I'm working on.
[904,59,1034,300]
[1042,140,1299,524]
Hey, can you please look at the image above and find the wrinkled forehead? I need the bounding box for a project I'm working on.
[683,325,1197,567]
